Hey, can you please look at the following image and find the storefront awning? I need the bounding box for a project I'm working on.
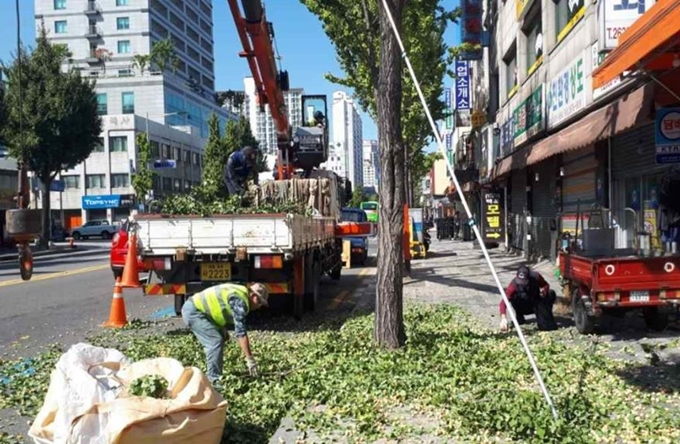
[592,0,680,90]
[491,82,654,180]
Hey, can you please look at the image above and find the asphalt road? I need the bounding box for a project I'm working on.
[0,239,376,360]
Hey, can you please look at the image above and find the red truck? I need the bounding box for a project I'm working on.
[110,219,146,280]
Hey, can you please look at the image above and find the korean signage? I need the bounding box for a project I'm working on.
[500,118,515,156]
[445,133,452,150]
[513,85,544,146]
[81,194,135,209]
[460,0,483,60]
[597,0,656,51]
[591,44,626,100]
[455,61,471,111]
[557,0,586,43]
[482,192,505,242]
[655,108,680,165]
[444,88,453,129]
[547,51,588,128]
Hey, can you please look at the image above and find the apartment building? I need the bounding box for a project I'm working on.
[331,91,363,187]
[34,0,237,226]
[362,139,380,192]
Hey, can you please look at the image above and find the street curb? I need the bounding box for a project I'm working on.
[0,247,108,263]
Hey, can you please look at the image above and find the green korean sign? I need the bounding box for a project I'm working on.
[513,85,544,146]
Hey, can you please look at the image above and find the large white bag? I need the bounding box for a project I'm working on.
[29,343,228,444]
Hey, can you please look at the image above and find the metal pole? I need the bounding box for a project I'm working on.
[380,0,559,420]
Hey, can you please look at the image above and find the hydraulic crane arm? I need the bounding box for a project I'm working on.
[227,0,290,137]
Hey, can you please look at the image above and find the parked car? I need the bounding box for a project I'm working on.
[110,219,147,280]
[71,219,119,240]
[340,207,369,266]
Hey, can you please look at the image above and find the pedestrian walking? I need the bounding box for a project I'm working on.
[182,282,270,384]
[499,265,558,332]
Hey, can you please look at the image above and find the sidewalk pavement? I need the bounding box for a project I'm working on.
[353,238,560,330]
[0,242,108,262]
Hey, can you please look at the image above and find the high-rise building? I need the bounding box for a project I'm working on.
[242,77,304,155]
[331,91,363,187]
[362,139,379,192]
[33,0,237,227]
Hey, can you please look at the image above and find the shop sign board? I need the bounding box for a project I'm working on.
[655,107,680,164]
[460,0,483,60]
[454,61,471,110]
[444,88,453,129]
[547,51,588,129]
[597,0,657,51]
[482,192,505,242]
[513,85,544,146]
[500,118,515,156]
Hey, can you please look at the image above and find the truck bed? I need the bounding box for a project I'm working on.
[135,213,336,256]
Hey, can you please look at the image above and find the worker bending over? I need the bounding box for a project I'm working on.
[223,146,258,196]
[182,282,269,384]
[499,265,558,332]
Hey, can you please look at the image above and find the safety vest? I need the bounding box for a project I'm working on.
[192,284,250,327]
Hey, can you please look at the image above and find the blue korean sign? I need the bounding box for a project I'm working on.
[82,194,121,209]
[445,132,452,150]
[500,118,515,156]
[655,107,680,164]
[460,0,483,60]
[444,88,453,129]
[154,159,177,169]
[455,61,471,111]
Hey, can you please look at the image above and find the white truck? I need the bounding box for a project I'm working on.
[134,178,346,318]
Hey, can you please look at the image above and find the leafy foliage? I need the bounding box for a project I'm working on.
[1,26,102,243]
[149,39,179,73]
[347,187,366,208]
[132,133,154,207]
[3,305,679,443]
[129,375,169,399]
[159,191,313,217]
[199,113,229,198]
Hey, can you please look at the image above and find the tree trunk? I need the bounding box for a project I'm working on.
[40,176,52,248]
[375,0,407,349]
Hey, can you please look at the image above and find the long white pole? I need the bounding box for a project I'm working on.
[379,0,558,420]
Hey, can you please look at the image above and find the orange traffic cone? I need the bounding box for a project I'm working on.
[103,278,128,328]
[120,232,141,288]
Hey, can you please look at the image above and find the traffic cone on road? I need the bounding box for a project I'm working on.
[120,232,141,288]
[103,278,128,328]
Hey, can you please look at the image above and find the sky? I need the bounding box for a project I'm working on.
[0,0,460,144]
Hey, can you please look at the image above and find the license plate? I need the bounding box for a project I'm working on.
[200,263,231,281]
[630,291,649,302]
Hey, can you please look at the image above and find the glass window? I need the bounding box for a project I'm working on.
[116,0,129,6]
[111,174,130,188]
[555,0,583,44]
[121,92,134,114]
[93,137,105,152]
[86,174,106,189]
[524,15,543,75]
[162,177,172,190]
[54,0,66,10]
[504,44,518,98]
[55,20,67,34]
[150,140,160,157]
[62,175,80,189]
[117,40,131,54]
[96,93,107,115]
[109,136,128,152]
[117,17,130,30]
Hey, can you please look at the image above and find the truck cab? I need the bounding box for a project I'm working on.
[340,207,369,266]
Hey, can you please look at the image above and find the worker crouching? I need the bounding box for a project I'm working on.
[182,282,269,384]
[499,265,558,332]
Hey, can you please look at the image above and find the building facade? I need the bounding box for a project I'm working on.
[362,139,380,192]
[34,0,237,227]
[242,77,304,156]
[452,0,677,262]
[331,91,363,188]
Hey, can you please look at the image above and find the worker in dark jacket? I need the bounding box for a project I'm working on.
[499,265,557,332]
[223,146,258,196]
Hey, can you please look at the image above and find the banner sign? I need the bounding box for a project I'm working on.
[460,0,483,60]
[455,61,471,111]
[445,88,453,129]
[482,192,505,242]
[655,107,680,164]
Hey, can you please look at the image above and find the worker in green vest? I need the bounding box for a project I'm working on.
[181,282,269,384]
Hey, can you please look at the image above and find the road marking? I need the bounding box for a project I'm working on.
[329,290,350,310]
[0,264,110,288]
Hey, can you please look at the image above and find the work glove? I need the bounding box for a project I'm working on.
[499,317,509,332]
[246,357,258,377]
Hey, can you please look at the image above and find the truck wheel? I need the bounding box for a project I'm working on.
[304,260,321,311]
[642,307,669,331]
[174,294,187,317]
[572,289,596,334]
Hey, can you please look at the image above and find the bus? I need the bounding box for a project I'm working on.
[360,201,379,223]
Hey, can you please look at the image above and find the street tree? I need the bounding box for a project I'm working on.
[348,187,366,208]
[302,0,453,348]
[1,28,102,246]
[132,133,154,210]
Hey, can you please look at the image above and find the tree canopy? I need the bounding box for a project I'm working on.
[1,27,102,243]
